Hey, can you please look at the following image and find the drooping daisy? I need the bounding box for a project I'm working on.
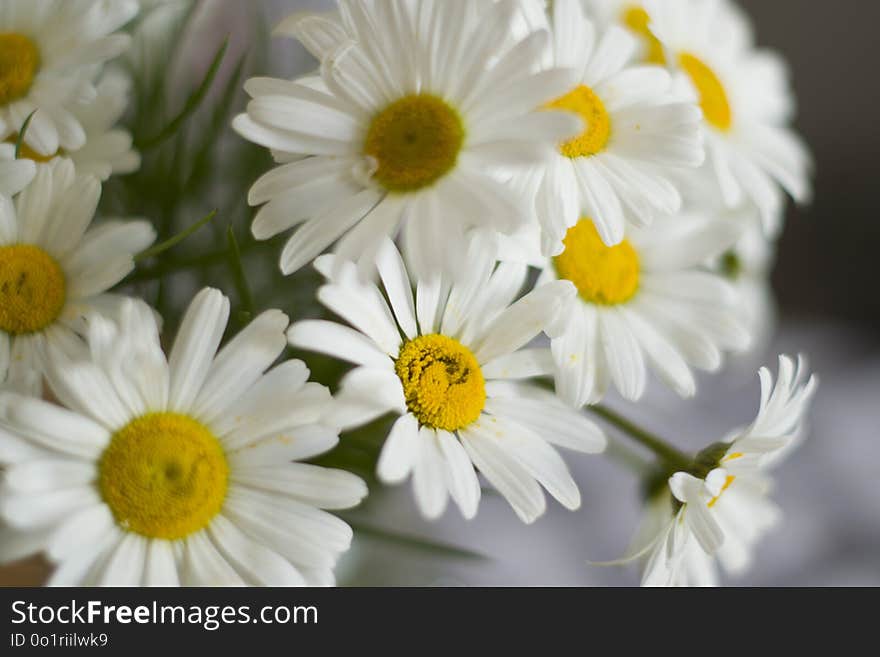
[516,0,703,254]
[0,69,140,180]
[0,158,154,393]
[0,0,139,159]
[0,289,368,586]
[288,236,606,523]
[524,212,749,406]
[233,0,583,277]
[642,0,812,234]
[0,156,34,196]
[639,354,818,586]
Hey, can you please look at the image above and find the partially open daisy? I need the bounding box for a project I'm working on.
[643,0,812,233]
[233,0,582,277]
[0,159,154,393]
[0,69,140,181]
[288,236,606,523]
[526,212,749,406]
[0,0,138,159]
[519,0,703,254]
[640,354,818,586]
[0,289,367,586]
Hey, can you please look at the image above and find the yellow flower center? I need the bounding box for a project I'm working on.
[0,33,40,105]
[545,85,612,159]
[707,475,736,508]
[99,413,229,540]
[553,219,640,305]
[395,334,486,432]
[679,53,733,132]
[622,7,666,65]
[4,134,58,162]
[0,244,66,335]
[364,94,465,193]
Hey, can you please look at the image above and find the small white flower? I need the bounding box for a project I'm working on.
[0,0,139,159]
[0,159,155,393]
[519,0,704,253]
[233,0,583,278]
[640,354,818,586]
[643,0,813,233]
[0,69,141,180]
[0,289,367,586]
[517,211,749,406]
[288,236,606,524]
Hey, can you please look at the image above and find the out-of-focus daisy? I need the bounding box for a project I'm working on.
[518,0,703,253]
[128,0,193,90]
[288,236,606,523]
[521,212,748,406]
[586,0,666,64]
[1,69,140,180]
[0,159,154,393]
[0,0,138,159]
[0,289,367,586]
[643,0,812,233]
[0,157,34,196]
[640,354,818,586]
[233,0,583,277]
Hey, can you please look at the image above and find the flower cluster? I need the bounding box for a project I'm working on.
[0,0,817,587]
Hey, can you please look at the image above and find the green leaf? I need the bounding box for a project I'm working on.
[134,209,219,262]
[14,110,38,159]
[134,38,230,150]
[226,225,255,322]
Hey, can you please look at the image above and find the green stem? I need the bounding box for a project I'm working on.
[134,209,218,262]
[14,110,38,159]
[588,404,692,471]
[226,226,255,319]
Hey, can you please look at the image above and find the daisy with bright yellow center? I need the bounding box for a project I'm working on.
[289,236,606,523]
[233,0,583,278]
[0,159,155,395]
[518,0,703,256]
[0,290,367,586]
[0,0,138,159]
[644,0,813,233]
[639,355,817,586]
[520,211,749,406]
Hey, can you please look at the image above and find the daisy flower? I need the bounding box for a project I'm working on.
[0,158,154,393]
[0,0,139,159]
[0,156,34,196]
[525,212,749,406]
[585,0,666,65]
[518,0,703,254]
[0,289,368,586]
[288,236,606,524]
[643,0,812,233]
[640,354,818,586]
[0,69,140,180]
[233,0,583,277]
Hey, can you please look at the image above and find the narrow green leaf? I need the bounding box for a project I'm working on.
[135,38,230,150]
[134,209,218,262]
[14,110,38,159]
[226,226,255,319]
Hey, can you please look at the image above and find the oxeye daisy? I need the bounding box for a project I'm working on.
[586,0,666,65]
[0,290,367,586]
[0,158,155,394]
[523,212,749,406]
[0,156,34,196]
[0,0,138,159]
[639,354,818,586]
[233,0,583,277]
[518,0,703,254]
[642,0,812,233]
[288,236,606,524]
[0,69,140,180]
